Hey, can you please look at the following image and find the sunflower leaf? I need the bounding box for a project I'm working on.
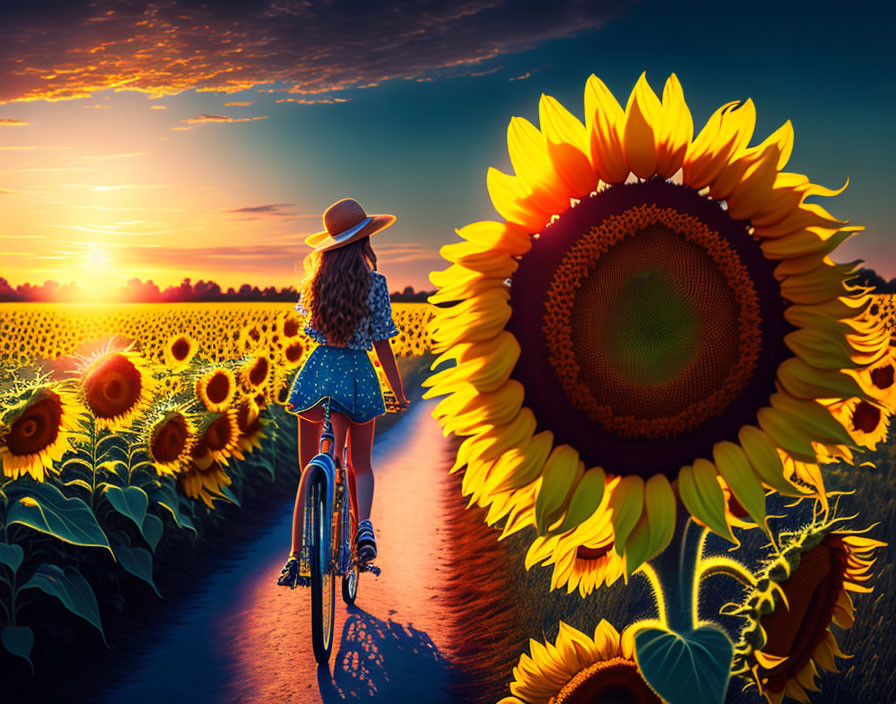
[152,479,197,535]
[141,513,164,552]
[108,530,161,598]
[6,482,112,557]
[102,485,148,532]
[61,458,92,473]
[20,563,108,648]
[634,624,733,704]
[0,542,24,573]
[2,625,34,670]
[62,478,93,492]
[215,485,241,508]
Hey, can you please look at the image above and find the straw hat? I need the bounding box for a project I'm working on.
[304,198,396,252]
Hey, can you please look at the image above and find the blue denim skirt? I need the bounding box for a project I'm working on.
[286,345,385,424]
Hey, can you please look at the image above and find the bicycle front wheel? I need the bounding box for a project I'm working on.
[342,561,359,605]
[310,474,335,663]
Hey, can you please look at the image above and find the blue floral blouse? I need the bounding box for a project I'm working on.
[295,270,400,351]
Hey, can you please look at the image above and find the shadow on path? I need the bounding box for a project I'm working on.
[317,606,455,703]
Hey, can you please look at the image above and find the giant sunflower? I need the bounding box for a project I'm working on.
[728,517,886,704]
[498,620,662,704]
[424,72,892,576]
[0,381,84,482]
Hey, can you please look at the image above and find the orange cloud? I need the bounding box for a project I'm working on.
[0,2,620,105]
[0,118,30,126]
[173,113,268,130]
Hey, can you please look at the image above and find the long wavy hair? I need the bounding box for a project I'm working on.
[297,236,378,347]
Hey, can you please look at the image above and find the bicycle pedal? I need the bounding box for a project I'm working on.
[361,562,381,577]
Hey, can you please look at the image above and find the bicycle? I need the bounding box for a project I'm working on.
[295,395,404,663]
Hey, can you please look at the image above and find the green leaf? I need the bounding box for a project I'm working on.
[2,625,34,670]
[102,485,148,531]
[108,531,161,598]
[97,460,125,479]
[0,542,24,573]
[63,478,93,492]
[141,513,164,552]
[21,563,108,647]
[258,456,275,482]
[634,625,733,704]
[215,484,241,508]
[153,480,197,535]
[61,458,92,472]
[6,483,112,557]
[177,510,196,536]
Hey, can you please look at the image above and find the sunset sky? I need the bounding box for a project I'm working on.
[1,0,893,298]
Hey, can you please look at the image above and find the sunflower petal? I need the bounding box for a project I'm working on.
[492,429,556,493]
[535,445,583,534]
[712,440,768,532]
[768,392,858,448]
[548,465,607,535]
[608,475,645,557]
[624,474,676,576]
[585,74,628,183]
[486,166,547,230]
[756,406,819,464]
[683,99,755,189]
[726,142,782,220]
[622,72,662,178]
[678,459,735,543]
[654,73,692,178]
[456,219,532,255]
[539,94,595,196]
[776,357,873,404]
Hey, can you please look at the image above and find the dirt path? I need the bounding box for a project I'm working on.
[93,396,460,703]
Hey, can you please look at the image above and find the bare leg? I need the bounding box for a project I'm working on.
[349,417,376,521]
[289,411,322,556]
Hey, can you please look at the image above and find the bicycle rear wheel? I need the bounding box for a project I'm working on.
[310,474,335,663]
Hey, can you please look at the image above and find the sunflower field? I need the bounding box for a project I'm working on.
[0,301,435,670]
[424,72,896,704]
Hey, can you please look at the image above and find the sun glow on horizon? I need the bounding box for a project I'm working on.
[67,246,125,303]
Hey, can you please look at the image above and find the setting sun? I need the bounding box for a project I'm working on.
[74,246,123,302]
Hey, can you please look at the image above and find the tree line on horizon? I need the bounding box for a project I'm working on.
[2,267,893,304]
[0,276,436,303]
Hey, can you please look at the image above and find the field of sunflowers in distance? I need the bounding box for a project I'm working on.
[0,301,434,673]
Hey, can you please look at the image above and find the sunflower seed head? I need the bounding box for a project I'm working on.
[569,197,581,208]
[698,186,711,197]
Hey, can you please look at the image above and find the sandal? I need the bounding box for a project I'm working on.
[277,556,299,588]
[356,519,377,562]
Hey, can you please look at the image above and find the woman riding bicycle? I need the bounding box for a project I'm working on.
[277,198,410,588]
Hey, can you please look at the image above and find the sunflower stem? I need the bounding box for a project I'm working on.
[649,512,699,633]
[90,414,97,511]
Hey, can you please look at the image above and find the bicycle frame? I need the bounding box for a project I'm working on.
[294,397,355,579]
